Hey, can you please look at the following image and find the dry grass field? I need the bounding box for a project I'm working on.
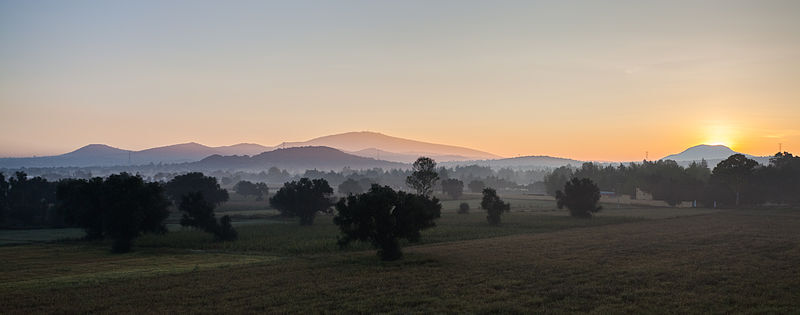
[1,205,798,313]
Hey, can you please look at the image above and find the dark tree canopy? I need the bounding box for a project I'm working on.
[711,154,759,206]
[270,178,334,225]
[544,166,572,197]
[467,180,486,193]
[441,178,464,199]
[338,178,364,195]
[5,172,57,226]
[556,178,602,218]
[458,202,470,214]
[179,192,218,231]
[233,180,268,200]
[764,152,800,204]
[165,172,229,206]
[179,192,237,241]
[406,157,439,196]
[57,173,170,251]
[481,188,510,225]
[58,173,170,252]
[56,177,105,239]
[334,185,441,261]
[0,173,8,223]
[102,173,171,252]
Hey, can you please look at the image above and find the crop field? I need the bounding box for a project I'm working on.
[1,202,799,313]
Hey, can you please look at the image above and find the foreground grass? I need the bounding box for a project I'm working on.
[2,209,798,313]
[0,244,278,291]
[135,212,640,255]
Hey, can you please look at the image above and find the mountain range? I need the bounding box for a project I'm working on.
[194,146,406,171]
[0,142,273,168]
[280,131,500,162]
[0,131,498,168]
[0,132,772,170]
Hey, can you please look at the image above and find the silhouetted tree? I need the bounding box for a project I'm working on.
[56,177,105,239]
[165,172,229,206]
[6,172,57,226]
[406,157,439,196]
[711,154,759,206]
[334,185,441,260]
[441,178,464,199]
[256,183,269,200]
[57,173,170,252]
[233,180,268,200]
[458,202,470,214]
[216,215,238,241]
[179,192,218,231]
[270,178,333,225]
[765,152,800,204]
[0,173,7,223]
[544,166,573,196]
[102,173,170,252]
[556,178,602,218]
[179,192,237,241]
[481,188,510,225]
[467,180,485,193]
[338,178,364,195]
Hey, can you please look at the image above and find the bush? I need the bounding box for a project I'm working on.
[270,178,333,225]
[458,202,470,214]
[179,192,237,241]
[441,178,464,199]
[556,178,602,218]
[165,172,229,206]
[481,188,510,225]
[215,215,238,241]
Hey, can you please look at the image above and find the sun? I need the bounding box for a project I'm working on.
[704,124,736,148]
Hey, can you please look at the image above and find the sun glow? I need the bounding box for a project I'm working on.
[704,124,736,148]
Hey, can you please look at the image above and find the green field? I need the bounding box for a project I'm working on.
[1,195,798,313]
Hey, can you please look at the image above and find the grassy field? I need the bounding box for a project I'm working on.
[1,200,798,313]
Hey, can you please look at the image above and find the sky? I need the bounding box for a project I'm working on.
[1,0,799,161]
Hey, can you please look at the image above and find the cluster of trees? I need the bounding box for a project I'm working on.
[543,152,800,207]
[544,160,709,206]
[57,173,170,252]
[268,157,444,260]
[233,180,269,200]
[335,185,441,260]
[0,172,58,227]
[166,173,237,241]
[270,178,334,225]
[441,178,464,199]
[41,171,239,252]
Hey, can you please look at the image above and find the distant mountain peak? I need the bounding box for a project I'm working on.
[280,131,501,160]
[661,144,744,161]
[66,144,128,155]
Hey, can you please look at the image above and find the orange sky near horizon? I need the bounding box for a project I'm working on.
[1,1,798,161]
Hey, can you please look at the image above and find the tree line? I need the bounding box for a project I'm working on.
[543,152,800,207]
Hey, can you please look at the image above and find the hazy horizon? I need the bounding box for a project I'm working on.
[2,1,798,161]
[0,130,773,162]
